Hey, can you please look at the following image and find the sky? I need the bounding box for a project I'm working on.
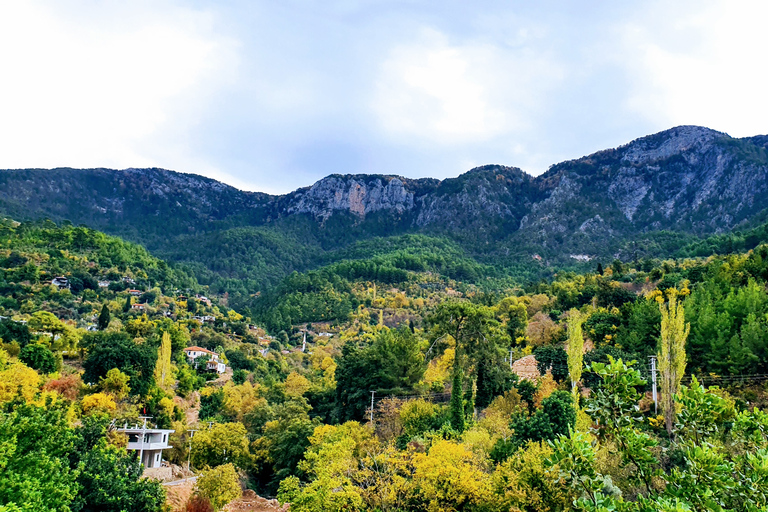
[1,0,767,194]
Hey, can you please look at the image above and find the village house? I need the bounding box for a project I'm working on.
[131,303,146,311]
[128,289,142,296]
[195,294,212,306]
[183,346,226,374]
[116,420,174,469]
[51,277,70,289]
[98,280,111,288]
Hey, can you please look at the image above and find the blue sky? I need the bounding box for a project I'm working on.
[1,1,767,194]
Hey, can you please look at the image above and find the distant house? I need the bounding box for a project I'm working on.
[123,277,136,285]
[183,346,226,374]
[192,315,216,324]
[131,303,146,311]
[128,289,142,296]
[86,325,98,332]
[195,294,212,306]
[98,280,111,288]
[51,277,70,289]
[116,421,174,469]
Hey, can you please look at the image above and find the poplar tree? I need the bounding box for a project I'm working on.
[154,331,173,391]
[658,292,690,436]
[566,309,585,396]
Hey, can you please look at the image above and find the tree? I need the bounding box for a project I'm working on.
[195,464,241,511]
[449,366,466,432]
[83,332,156,396]
[99,368,131,399]
[19,343,56,374]
[98,304,111,331]
[566,309,585,395]
[0,402,79,512]
[658,292,690,436]
[74,439,166,511]
[154,331,173,391]
[191,422,251,470]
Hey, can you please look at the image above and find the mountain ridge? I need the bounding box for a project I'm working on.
[2,124,768,306]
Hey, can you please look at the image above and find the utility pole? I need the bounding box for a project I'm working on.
[509,346,514,370]
[369,391,375,424]
[649,355,658,414]
[186,429,198,472]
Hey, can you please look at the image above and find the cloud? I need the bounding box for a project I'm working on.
[0,1,237,172]
[371,28,564,146]
[623,0,768,136]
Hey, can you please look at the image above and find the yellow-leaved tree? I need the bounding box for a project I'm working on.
[566,309,585,396]
[658,291,690,436]
[410,439,492,512]
[154,331,173,391]
[195,463,242,511]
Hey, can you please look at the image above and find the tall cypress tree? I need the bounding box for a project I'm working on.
[98,304,111,330]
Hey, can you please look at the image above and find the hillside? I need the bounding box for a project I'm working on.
[3,125,768,309]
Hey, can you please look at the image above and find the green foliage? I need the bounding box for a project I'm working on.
[83,332,156,396]
[334,326,426,422]
[97,304,110,331]
[18,343,56,374]
[0,401,79,512]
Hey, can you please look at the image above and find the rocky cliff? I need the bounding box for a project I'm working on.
[2,125,768,273]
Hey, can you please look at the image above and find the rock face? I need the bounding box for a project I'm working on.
[2,125,768,263]
[284,175,420,221]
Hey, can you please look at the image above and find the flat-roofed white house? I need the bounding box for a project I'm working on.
[116,422,174,468]
[183,346,226,374]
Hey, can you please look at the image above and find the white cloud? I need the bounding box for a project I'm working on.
[624,0,768,136]
[0,1,237,172]
[372,28,564,146]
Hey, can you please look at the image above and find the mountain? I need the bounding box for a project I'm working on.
[3,125,768,306]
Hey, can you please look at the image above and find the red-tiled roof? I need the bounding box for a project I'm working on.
[183,346,216,355]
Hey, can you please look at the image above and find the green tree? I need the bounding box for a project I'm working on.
[0,402,79,512]
[97,304,111,331]
[19,343,56,374]
[658,293,690,436]
[74,444,166,512]
[83,332,156,396]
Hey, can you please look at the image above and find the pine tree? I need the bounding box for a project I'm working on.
[98,304,111,330]
[449,367,465,432]
[566,309,585,396]
[658,293,690,436]
[154,331,173,391]
[123,295,131,312]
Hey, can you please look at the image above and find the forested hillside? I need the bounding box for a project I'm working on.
[3,212,768,510]
[5,126,768,311]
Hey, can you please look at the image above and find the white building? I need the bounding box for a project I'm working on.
[117,421,174,469]
[183,346,226,374]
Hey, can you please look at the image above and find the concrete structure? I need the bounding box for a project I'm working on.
[117,420,174,469]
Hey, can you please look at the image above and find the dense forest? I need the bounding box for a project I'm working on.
[3,216,768,511]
